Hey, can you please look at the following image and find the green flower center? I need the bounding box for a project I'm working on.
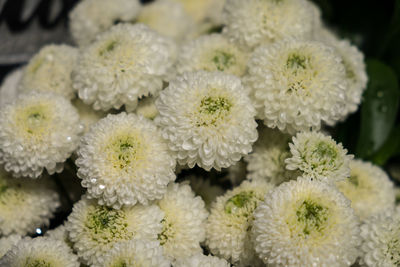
[286,53,310,71]
[296,200,328,236]
[158,218,174,246]
[197,95,232,127]
[24,258,52,267]
[200,96,231,114]
[211,50,236,71]
[100,40,119,56]
[348,174,359,186]
[313,141,338,165]
[85,206,131,243]
[106,135,143,171]
[224,191,259,217]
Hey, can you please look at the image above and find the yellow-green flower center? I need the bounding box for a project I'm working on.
[312,141,338,165]
[15,104,52,139]
[105,133,145,171]
[286,53,309,70]
[100,40,119,56]
[224,191,260,218]
[85,206,131,243]
[296,200,329,236]
[158,218,174,246]
[211,50,236,72]
[196,95,232,127]
[23,257,53,267]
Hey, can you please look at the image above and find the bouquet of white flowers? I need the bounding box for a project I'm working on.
[0,0,399,266]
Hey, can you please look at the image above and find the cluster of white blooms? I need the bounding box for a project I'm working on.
[1,0,396,266]
[18,44,79,100]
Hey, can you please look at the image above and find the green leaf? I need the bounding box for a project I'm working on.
[356,59,399,158]
[370,125,400,166]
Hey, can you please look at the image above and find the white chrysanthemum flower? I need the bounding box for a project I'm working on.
[0,235,21,258]
[188,175,224,209]
[73,23,176,112]
[206,180,274,265]
[156,71,258,171]
[157,183,208,260]
[246,40,348,133]
[0,92,82,178]
[66,197,164,266]
[285,132,352,182]
[69,0,141,46]
[0,237,79,267]
[177,34,249,77]
[0,168,60,236]
[18,45,78,99]
[245,127,295,185]
[72,98,106,133]
[174,253,230,267]
[93,239,170,267]
[0,67,23,107]
[336,159,395,220]
[137,0,195,42]
[135,96,159,120]
[252,177,360,267]
[76,113,175,208]
[222,0,314,49]
[170,0,216,23]
[360,208,400,266]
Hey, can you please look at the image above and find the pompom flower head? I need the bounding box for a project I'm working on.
[177,34,249,77]
[157,183,209,260]
[252,177,360,267]
[245,127,295,185]
[360,208,400,267]
[66,197,164,265]
[156,71,258,171]
[69,0,141,46]
[76,113,176,208]
[246,40,348,133]
[222,0,314,49]
[336,159,395,220]
[94,239,170,267]
[18,44,78,99]
[0,168,60,236]
[285,131,352,182]
[206,180,275,265]
[73,23,176,112]
[0,92,82,178]
[0,237,79,267]
[137,0,194,42]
